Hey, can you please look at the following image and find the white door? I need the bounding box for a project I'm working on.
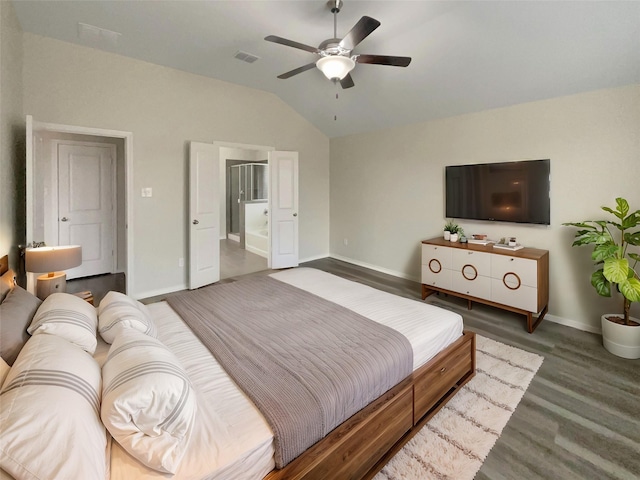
[269,151,299,269]
[58,143,116,279]
[189,142,220,289]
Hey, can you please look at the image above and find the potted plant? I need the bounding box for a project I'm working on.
[443,220,457,241]
[449,225,463,243]
[563,197,640,359]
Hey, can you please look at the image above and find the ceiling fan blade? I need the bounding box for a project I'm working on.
[356,54,412,67]
[340,74,355,89]
[339,16,381,51]
[265,35,320,54]
[277,62,317,79]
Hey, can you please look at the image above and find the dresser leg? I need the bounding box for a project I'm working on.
[526,304,548,333]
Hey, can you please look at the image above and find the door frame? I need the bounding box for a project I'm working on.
[49,140,118,276]
[26,116,134,294]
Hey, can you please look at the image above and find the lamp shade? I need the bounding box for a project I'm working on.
[316,55,355,80]
[25,246,82,273]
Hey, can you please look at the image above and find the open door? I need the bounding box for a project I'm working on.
[189,142,220,289]
[269,151,299,269]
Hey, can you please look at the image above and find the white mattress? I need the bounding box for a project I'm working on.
[270,268,463,370]
[109,267,463,480]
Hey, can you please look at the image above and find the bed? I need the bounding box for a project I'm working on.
[0,254,476,480]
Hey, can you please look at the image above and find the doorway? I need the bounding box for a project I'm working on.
[188,141,298,288]
[26,116,133,293]
[220,147,270,279]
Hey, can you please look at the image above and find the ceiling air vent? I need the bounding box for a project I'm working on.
[234,51,260,64]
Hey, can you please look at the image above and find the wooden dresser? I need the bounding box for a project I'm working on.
[421,237,549,333]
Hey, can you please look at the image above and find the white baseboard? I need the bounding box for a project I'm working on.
[329,254,420,282]
[133,283,187,301]
[544,313,601,334]
[300,253,331,264]
[245,244,268,258]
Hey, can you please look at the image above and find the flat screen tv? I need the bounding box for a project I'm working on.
[445,159,550,225]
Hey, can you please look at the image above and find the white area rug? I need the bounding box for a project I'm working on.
[375,335,544,480]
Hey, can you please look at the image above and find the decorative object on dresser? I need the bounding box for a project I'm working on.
[421,237,549,333]
[25,245,82,300]
[443,219,458,241]
[563,197,640,359]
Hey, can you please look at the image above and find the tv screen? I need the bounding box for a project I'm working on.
[445,159,550,225]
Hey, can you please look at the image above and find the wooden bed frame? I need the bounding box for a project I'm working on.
[266,329,476,480]
[0,253,475,480]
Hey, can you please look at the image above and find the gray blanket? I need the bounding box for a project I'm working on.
[167,275,413,468]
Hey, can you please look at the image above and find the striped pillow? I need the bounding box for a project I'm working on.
[98,291,157,344]
[28,293,98,354]
[0,334,107,479]
[101,328,197,474]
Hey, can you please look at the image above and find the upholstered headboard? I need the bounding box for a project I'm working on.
[0,255,8,276]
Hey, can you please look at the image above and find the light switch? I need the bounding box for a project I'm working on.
[141,187,153,197]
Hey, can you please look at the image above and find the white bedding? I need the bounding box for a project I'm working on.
[109,267,463,480]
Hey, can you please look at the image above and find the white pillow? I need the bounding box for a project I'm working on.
[0,334,107,480]
[0,357,9,386]
[28,292,98,354]
[98,291,157,344]
[101,328,197,474]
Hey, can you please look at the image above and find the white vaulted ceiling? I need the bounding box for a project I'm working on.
[11,0,640,138]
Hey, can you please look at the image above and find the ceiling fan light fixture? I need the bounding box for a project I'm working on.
[316,55,355,80]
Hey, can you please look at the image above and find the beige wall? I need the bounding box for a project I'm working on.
[0,1,24,271]
[330,85,640,332]
[22,33,330,298]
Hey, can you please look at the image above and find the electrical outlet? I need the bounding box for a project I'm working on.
[343,238,348,246]
[178,258,184,267]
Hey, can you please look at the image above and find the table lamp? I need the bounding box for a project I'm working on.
[25,245,82,300]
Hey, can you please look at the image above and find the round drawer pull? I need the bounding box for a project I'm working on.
[440,367,447,374]
[503,272,522,290]
[428,259,442,273]
[462,264,478,280]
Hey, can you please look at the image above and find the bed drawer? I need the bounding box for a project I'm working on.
[413,336,473,424]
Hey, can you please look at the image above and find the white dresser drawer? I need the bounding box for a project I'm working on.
[421,264,452,291]
[491,255,538,287]
[452,249,491,277]
[451,271,491,299]
[491,278,538,312]
[422,244,452,269]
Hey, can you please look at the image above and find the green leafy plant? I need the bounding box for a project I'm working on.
[563,197,640,325]
[444,220,458,233]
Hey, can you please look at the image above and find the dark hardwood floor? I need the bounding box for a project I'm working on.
[301,258,640,480]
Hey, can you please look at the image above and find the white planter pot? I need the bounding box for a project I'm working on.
[444,231,451,241]
[601,314,640,359]
[449,233,459,242]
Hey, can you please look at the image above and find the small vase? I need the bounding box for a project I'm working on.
[450,233,459,242]
[444,231,451,241]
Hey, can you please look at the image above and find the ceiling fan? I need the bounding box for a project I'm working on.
[265,0,411,89]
